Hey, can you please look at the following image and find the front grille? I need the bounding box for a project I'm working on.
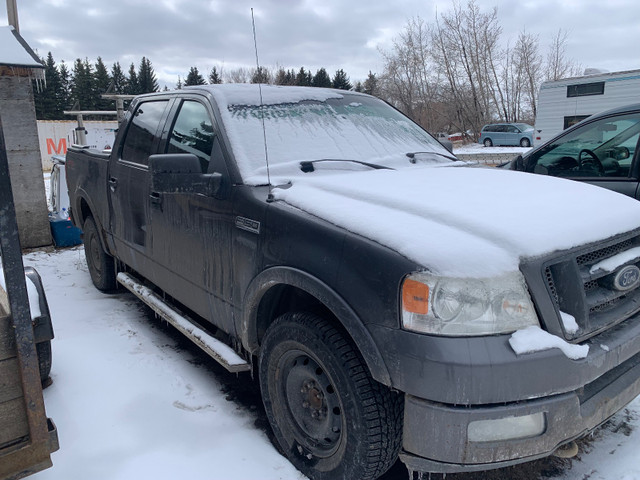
[576,239,632,266]
[544,234,640,341]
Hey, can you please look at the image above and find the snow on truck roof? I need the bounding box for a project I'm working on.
[189,83,348,106]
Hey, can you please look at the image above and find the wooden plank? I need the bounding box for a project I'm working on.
[0,357,23,404]
[0,314,17,362]
[0,397,28,447]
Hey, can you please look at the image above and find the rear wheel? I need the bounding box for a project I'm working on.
[483,138,493,147]
[520,138,531,147]
[83,216,117,291]
[259,312,403,480]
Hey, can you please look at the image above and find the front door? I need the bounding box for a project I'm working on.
[149,97,236,334]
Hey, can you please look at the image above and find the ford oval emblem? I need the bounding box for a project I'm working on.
[613,265,640,291]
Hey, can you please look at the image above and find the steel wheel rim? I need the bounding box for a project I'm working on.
[278,349,344,459]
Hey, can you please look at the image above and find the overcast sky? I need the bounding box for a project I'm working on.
[4,0,640,88]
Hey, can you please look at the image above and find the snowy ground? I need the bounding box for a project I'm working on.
[453,142,532,155]
[19,246,639,480]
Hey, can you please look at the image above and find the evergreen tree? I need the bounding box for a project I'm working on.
[332,69,352,90]
[94,57,111,110]
[125,63,140,95]
[58,61,72,111]
[274,68,287,85]
[138,57,159,93]
[110,62,127,94]
[71,58,95,109]
[354,81,363,92]
[285,69,296,85]
[251,66,270,84]
[295,67,311,86]
[208,66,222,84]
[176,76,183,90]
[363,71,378,96]
[34,52,63,119]
[311,68,332,88]
[185,66,206,86]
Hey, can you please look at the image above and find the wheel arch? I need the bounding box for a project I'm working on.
[74,192,111,254]
[241,267,392,386]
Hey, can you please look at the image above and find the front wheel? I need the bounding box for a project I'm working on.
[520,138,531,147]
[83,216,117,291]
[259,312,403,480]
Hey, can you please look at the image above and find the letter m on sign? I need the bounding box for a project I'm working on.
[46,138,67,155]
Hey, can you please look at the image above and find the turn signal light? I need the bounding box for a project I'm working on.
[402,278,429,314]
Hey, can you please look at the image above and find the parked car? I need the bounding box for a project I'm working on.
[479,123,534,147]
[508,103,640,199]
[66,85,640,480]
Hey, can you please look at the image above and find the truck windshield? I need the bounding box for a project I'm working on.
[221,92,451,183]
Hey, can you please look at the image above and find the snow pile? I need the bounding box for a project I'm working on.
[272,167,640,277]
[590,246,640,274]
[509,326,589,360]
[560,311,579,334]
[0,26,43,67]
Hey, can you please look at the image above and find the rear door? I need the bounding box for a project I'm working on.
[109,98,172,274]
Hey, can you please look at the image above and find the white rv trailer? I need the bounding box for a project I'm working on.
[534,69,640,146]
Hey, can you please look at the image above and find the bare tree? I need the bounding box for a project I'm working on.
[432,0,502,136]
[514,30,543,120]
[545,29,581,81]
[224,67,251,84]
[379,16,441,131]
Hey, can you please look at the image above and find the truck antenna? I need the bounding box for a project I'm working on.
[251,8,273,200]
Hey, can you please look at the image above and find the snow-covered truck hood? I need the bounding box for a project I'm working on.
[272,166,640,277]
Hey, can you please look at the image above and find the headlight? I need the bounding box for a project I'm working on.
[401,271,539,336]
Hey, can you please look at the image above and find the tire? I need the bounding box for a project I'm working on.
[259,312,403,480]
[83,216,117,291]
[483,138,493,147]
[36,340,52,383]
[520,138,531,147]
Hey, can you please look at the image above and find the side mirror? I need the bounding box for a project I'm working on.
[439,139,454,153]
[149,153,222,197]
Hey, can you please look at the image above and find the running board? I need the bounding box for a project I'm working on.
[117,272,251,373]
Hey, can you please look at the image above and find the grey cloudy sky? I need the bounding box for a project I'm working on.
[4,0,640,88]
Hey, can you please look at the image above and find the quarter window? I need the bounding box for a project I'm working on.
[166,101,215,172]
[121,100,169,165]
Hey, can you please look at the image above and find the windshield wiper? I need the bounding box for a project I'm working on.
[300,159,394,172]
[406,151,458,162]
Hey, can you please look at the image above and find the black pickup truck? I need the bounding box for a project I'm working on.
[66,84,640,480]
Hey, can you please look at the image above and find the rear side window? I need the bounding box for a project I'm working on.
[166,100,215,172]
[121,100,169,165]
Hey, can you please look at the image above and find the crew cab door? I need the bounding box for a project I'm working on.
[109,99,171,272]
[148,97,236,334]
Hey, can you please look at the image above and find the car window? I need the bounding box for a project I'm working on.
[166,100,215,173]
[121,100,169,166]
[527,113,640,179]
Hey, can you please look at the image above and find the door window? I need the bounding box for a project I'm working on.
[166,100,215,172]
[527,113,640,178]
[121,100,169,165]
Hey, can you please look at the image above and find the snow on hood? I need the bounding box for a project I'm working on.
[272,166,640,277]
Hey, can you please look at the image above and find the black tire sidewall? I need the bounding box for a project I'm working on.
[83,216,116,291]
[259,313,379,480]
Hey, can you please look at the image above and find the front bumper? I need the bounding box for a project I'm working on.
[400,349,640,473]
